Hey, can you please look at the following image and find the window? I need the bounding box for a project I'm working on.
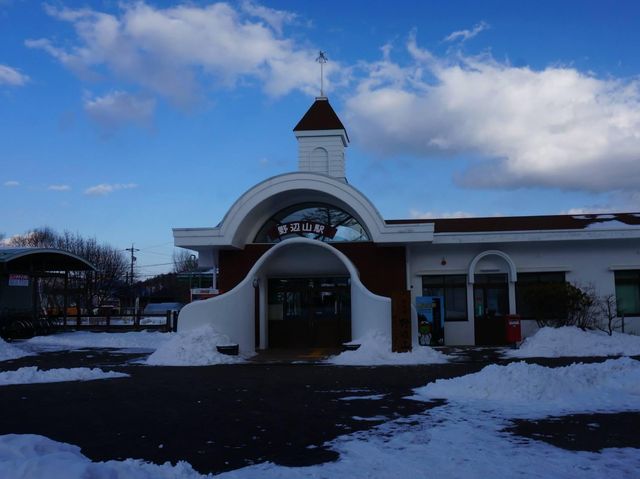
[515,272,566,319]
[254,203,370,243]
[422,275,467,321]
[615,270,640,317]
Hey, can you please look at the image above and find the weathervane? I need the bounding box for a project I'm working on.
[316,50,328,97]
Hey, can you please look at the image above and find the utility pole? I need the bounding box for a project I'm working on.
[125,243,139,286]
[125,244,139,314]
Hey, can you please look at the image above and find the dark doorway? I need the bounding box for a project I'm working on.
[267,277,351,348]
[473,273,509,345]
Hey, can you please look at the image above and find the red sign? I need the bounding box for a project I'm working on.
[191,288,219,302]
[271,221,337,239]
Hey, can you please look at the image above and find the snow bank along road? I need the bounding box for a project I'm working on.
[0,348,639,476]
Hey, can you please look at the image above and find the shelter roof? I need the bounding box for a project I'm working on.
[0,248,96,272]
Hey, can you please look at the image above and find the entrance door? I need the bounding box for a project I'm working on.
[474,274,509,345]
[267,277,351,348]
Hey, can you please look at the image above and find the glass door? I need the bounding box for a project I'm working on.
[474,274,508,345]
[267,277,350,348]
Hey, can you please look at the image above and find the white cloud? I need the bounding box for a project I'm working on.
[410,209,474,219]
[0,64,28,86]
[240,1,297,35]
[47,184,71,191]
[84,183,137,196]
[443,21,489,43]
[27,2,336,105]
[84,91,155,131]
[345,32,640,193]
[562,191,640,215]
[3,180,19,187]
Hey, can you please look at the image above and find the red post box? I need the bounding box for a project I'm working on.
[505,314,521,343]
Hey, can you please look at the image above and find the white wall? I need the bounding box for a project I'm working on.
[298,135,345,178]
[177,277,255,352]
[408,238,640,344]
[177,238,392,353]
[351,280,392,341]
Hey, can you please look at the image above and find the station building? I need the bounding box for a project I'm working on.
[173,97,640,353]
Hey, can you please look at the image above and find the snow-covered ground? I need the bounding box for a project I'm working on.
[506,326,640,358]
[0,367,128,386]
[1,358,638,478]
[21,331,170,352]
[326,331,450,365]
[146,325,246,366]
[0,338,33,361]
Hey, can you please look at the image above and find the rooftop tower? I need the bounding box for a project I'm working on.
[293,97,349,181]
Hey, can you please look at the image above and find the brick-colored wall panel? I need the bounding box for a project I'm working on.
[218,242,406,298]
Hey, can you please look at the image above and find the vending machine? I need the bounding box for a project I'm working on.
[416,296,445,346]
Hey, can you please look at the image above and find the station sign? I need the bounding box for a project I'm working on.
[272,221,337,239]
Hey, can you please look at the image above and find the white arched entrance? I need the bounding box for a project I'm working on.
[468,250,518,314]
[177,237,391,353]
[467,250,518,345]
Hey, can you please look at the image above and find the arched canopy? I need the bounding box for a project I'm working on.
[220,173,381,247]
[467,250,517,284]
[0,248,96,273]
[173,172,434,249]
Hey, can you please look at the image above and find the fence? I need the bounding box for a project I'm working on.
[0,310,179,339]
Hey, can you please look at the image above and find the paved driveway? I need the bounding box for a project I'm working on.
[0,349,638,475]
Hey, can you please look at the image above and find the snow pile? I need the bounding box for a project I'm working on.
[415,357,640,414]
[0,434,205,479]
[0,338,32,361]
[327,331,449,366]
[0,367,129,386]
[24,331,170,351]
[146,325,245,366]
[506,326,640,358]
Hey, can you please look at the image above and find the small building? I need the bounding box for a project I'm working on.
[0,247,96,336]
[173,97,640,353]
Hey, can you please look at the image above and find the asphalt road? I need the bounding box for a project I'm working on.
[0,349,638,475]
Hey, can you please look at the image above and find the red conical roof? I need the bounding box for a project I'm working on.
[293,97,349,141]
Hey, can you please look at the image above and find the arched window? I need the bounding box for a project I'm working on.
[310,147,329,174]
[254,203,370,243]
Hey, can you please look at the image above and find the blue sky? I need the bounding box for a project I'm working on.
[2,1,640,277]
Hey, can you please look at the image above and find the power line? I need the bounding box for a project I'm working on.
[136,261,175,268]
[140,250,174,258]
[137,241,174,251]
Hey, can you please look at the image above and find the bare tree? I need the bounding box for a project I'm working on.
[173,249,198,273]
[596,294,622,336]
[7,226,58,248]
[8,227,128,311]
